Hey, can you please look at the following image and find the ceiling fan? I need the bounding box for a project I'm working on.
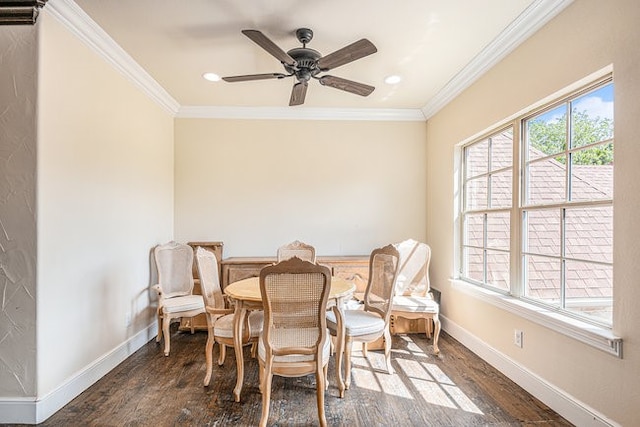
[222,28,377,106]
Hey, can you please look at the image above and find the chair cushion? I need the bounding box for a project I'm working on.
[392,296,439,313]
[161,295,204,314]
[327,310,386,337]
[214,311,264,339]
[258,331,331,364]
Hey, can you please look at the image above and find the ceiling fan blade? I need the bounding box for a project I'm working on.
[319,75,375,97]
[289,82,308,106]
[242,29,296,67]
[222,73,287,82]
[317,39,377,71]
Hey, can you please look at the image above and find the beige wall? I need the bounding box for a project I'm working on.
[426,1,640,425]
[174,119,427,257]
[0,25,38,397]
[36,13,174,397]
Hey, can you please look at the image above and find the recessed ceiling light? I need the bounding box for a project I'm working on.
[202,72,221,82]
[384,75,402,85]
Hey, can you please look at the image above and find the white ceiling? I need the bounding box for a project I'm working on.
[51,0,571,119]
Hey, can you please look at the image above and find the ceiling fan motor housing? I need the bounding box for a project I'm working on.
[285,47,322,82]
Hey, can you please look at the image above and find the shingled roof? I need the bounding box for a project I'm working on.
[465,135,612,320]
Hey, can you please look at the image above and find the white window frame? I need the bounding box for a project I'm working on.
[455,72,622,357]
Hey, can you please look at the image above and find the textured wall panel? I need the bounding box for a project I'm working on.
[0,25,38,397]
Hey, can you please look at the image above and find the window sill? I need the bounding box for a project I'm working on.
[449,279,623,358]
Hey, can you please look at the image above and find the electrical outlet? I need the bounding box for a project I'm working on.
[514,329,523,348]
[125,312,132,327]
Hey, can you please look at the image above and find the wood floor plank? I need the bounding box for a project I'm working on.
[5,326,573,426]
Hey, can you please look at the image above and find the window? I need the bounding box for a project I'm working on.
[460,77,614,327]
[462,128,513,292]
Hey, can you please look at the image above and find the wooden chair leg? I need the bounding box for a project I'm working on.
[316,365,327,427]
[383,329,394,374]
[203,328,214,386]
[259,362,273,427]
[156,311,163,343]
[425,317,433,339]
[432,315,442,355]
[324,364,329,391]
[217,343,226,366]
[344,337,353,389]
[162,316,171,356]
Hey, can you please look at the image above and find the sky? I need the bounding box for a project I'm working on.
[535,83,614,124]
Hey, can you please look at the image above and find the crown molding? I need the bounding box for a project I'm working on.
[0,0,47,25]
[421,0,574,120]
[46,0,572,122]
[45,0,180,115]
[177,106,426,121]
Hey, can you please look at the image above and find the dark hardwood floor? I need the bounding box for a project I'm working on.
[12,326,572,426]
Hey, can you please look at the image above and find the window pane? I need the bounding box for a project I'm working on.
[490,170,512,208]
[524,209,560,256]
[486,250,509,291]
[525,157,566,205]
[490,130,513,170]
[464,214,484,247]
[565,206,613,263]
[565,260,612,324]
[465,177,487,210]
[465,140,488,178]
[570,145,613,201]
[463,247,484,282]
[526,104,567,161]
[570,84,614,149]
[486,212,509,250]
[524,255,561,305]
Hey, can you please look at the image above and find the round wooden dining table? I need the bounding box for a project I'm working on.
[225,276,355,401]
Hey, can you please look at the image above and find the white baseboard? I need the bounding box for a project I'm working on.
[0,323,157,424]
[440,316,620,427]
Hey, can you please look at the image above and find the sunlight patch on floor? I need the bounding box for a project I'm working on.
[396,358,431,380]
[394,335,485,415]
[345,336,484,415]
[422,363,454,385]
[352,367,381,392]
[376,370,412,398]
[442,383,483,414]
[399,335,424,353]
[410,377,458,408]
[351,350,387,372]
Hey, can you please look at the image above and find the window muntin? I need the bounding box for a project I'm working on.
[461,129,513,293]
[460,78,614,327]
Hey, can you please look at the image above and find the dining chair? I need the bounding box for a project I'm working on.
[153,241,205,356]
[258,257,332,427]
[276,240,316,263]
[326,244,400,390]
[194,247,263,387]
[390,239,440,354]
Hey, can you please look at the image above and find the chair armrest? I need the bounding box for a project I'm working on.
[206,306,234,316]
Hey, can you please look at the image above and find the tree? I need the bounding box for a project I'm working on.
[527,109,613,165]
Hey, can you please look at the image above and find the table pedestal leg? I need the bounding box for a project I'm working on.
[233,305,247,402]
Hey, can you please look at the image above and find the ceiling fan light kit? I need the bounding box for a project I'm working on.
[222,28,377,106]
